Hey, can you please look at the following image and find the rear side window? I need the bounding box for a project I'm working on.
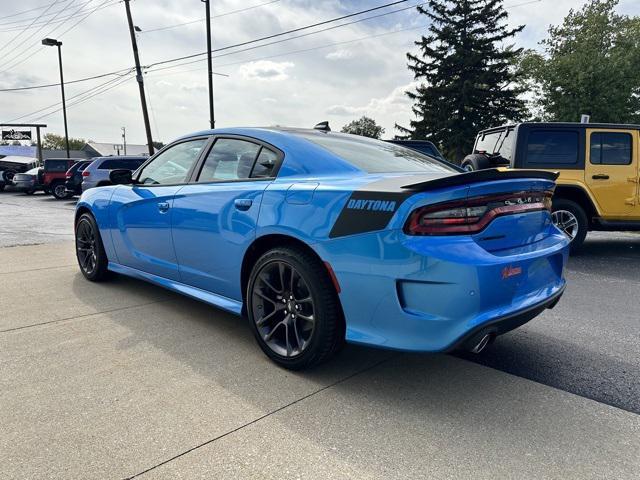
[251,148,278,178]
[198,138,261,182]
[475,131,504,154]
[590,132,632,165]
[526,130,579,165]
[298,133,455,174]
[98,158,146,170]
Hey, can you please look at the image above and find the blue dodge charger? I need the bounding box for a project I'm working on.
[75,126,569,369]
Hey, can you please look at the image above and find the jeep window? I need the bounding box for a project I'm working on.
[475,131,503,154]
[45,160,71,172]
[526,130,579,165]
[590,132,632,165]
[297,133,455,173]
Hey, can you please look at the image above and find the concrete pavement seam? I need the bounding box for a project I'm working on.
[123,353,400,480]
[0,299,169,334]
[0,264,75,275]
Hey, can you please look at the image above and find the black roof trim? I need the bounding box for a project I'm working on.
[478,122,640,135]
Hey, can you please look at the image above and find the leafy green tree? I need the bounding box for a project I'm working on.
[519,0,640,123]
[398,0,525,162]
[341,116,385,139]
[42,133,86,150]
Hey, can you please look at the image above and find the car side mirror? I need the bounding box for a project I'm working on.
[109,169,134,185]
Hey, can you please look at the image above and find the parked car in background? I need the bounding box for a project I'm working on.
[0,156,39,191]
[43,158,81,199]
[64,160,93,197]
[386,139,462,172]
[81,156,146,192]
[12,167,43,194]
[462,122,640,252]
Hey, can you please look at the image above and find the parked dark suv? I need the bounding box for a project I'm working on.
[44,158,81,199]
[64,160,93,197]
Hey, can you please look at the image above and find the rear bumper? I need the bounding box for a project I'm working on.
[316,226,569,352]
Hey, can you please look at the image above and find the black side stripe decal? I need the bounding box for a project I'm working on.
[329,191,411,238]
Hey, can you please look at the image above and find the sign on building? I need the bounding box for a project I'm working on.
[2,129,31,141]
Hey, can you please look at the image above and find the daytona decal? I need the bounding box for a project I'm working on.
[329,191,409,238]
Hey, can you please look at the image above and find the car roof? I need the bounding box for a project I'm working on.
[478,122,640,135]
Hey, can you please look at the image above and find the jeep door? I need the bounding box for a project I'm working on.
[585,128,638,218]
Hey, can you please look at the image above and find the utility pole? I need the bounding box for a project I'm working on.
[202,0,215,129]
[124,0,154,156]
[121,126,127,155]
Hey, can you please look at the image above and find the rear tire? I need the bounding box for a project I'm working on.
[552,198,588,254]
[25,189,35,195]
[75,213,110,281]
[247,246,344,370]
[52,182,71,199]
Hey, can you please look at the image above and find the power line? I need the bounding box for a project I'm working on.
[141,0,281,34]
[1,0,120,75]
[0,2,60,22]
[0,0,119,32]
[0,0,95,27]
[146,0,410,69]
[0,0,75,64]
[0,0,62,56]
[5,72,133,123]
[145,2,425,75]
[0,0,410,92]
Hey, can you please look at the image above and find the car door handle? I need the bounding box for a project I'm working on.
[234,198,252,211]
[592,174,609,180]
[157,201,170,213]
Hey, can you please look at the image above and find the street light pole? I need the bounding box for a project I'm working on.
[202,0,215,129]
[42,38,69,158]
[121,126,127,155]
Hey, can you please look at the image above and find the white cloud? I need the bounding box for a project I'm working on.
[325,49,354,60]
[238,61,294,81]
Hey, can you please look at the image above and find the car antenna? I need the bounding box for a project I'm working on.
[313,121,331,132]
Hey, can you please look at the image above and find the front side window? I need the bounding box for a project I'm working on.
[198,138,261,182]
[526,130,579,165]
[138,139,206,185]
[45,160,70,172]
[590,132,632,165]
[297,133,455,174]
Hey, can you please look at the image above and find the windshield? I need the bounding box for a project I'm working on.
[296,133,456,174]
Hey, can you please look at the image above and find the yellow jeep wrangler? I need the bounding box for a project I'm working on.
[463,122,640,252]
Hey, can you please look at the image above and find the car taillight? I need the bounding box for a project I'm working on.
[405,190,553,235]
[82,170,90,177]
[66,173,72,179]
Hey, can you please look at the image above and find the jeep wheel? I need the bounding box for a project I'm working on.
[247,246,344,370]
[552,198,588,254]
[0,184,4,192]
[52,182,70,200]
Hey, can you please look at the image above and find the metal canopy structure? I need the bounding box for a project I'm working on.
[0,123,47,164]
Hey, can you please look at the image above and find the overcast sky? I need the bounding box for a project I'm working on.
[0,0,638,146]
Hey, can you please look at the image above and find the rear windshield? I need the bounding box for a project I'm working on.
[296,133,455,174]
[44,160,71,172]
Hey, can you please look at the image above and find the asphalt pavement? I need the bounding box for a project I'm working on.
[1,190,639,479]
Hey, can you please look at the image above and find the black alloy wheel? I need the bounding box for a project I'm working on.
[75,213,109,281]
[247,246,344,370]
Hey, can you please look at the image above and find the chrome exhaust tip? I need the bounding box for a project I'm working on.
[469,333,492,354]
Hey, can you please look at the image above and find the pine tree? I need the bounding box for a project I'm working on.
[398,0,525,162]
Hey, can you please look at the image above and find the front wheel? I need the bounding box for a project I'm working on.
[552,198,588,254]
[75,213,110,281]
[247,246,344,370]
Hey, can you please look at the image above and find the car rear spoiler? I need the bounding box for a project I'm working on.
[401,169,559,191]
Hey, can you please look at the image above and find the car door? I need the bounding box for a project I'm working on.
[110,137,209,280]
[172,136,281,300]
[585,128,638,218]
